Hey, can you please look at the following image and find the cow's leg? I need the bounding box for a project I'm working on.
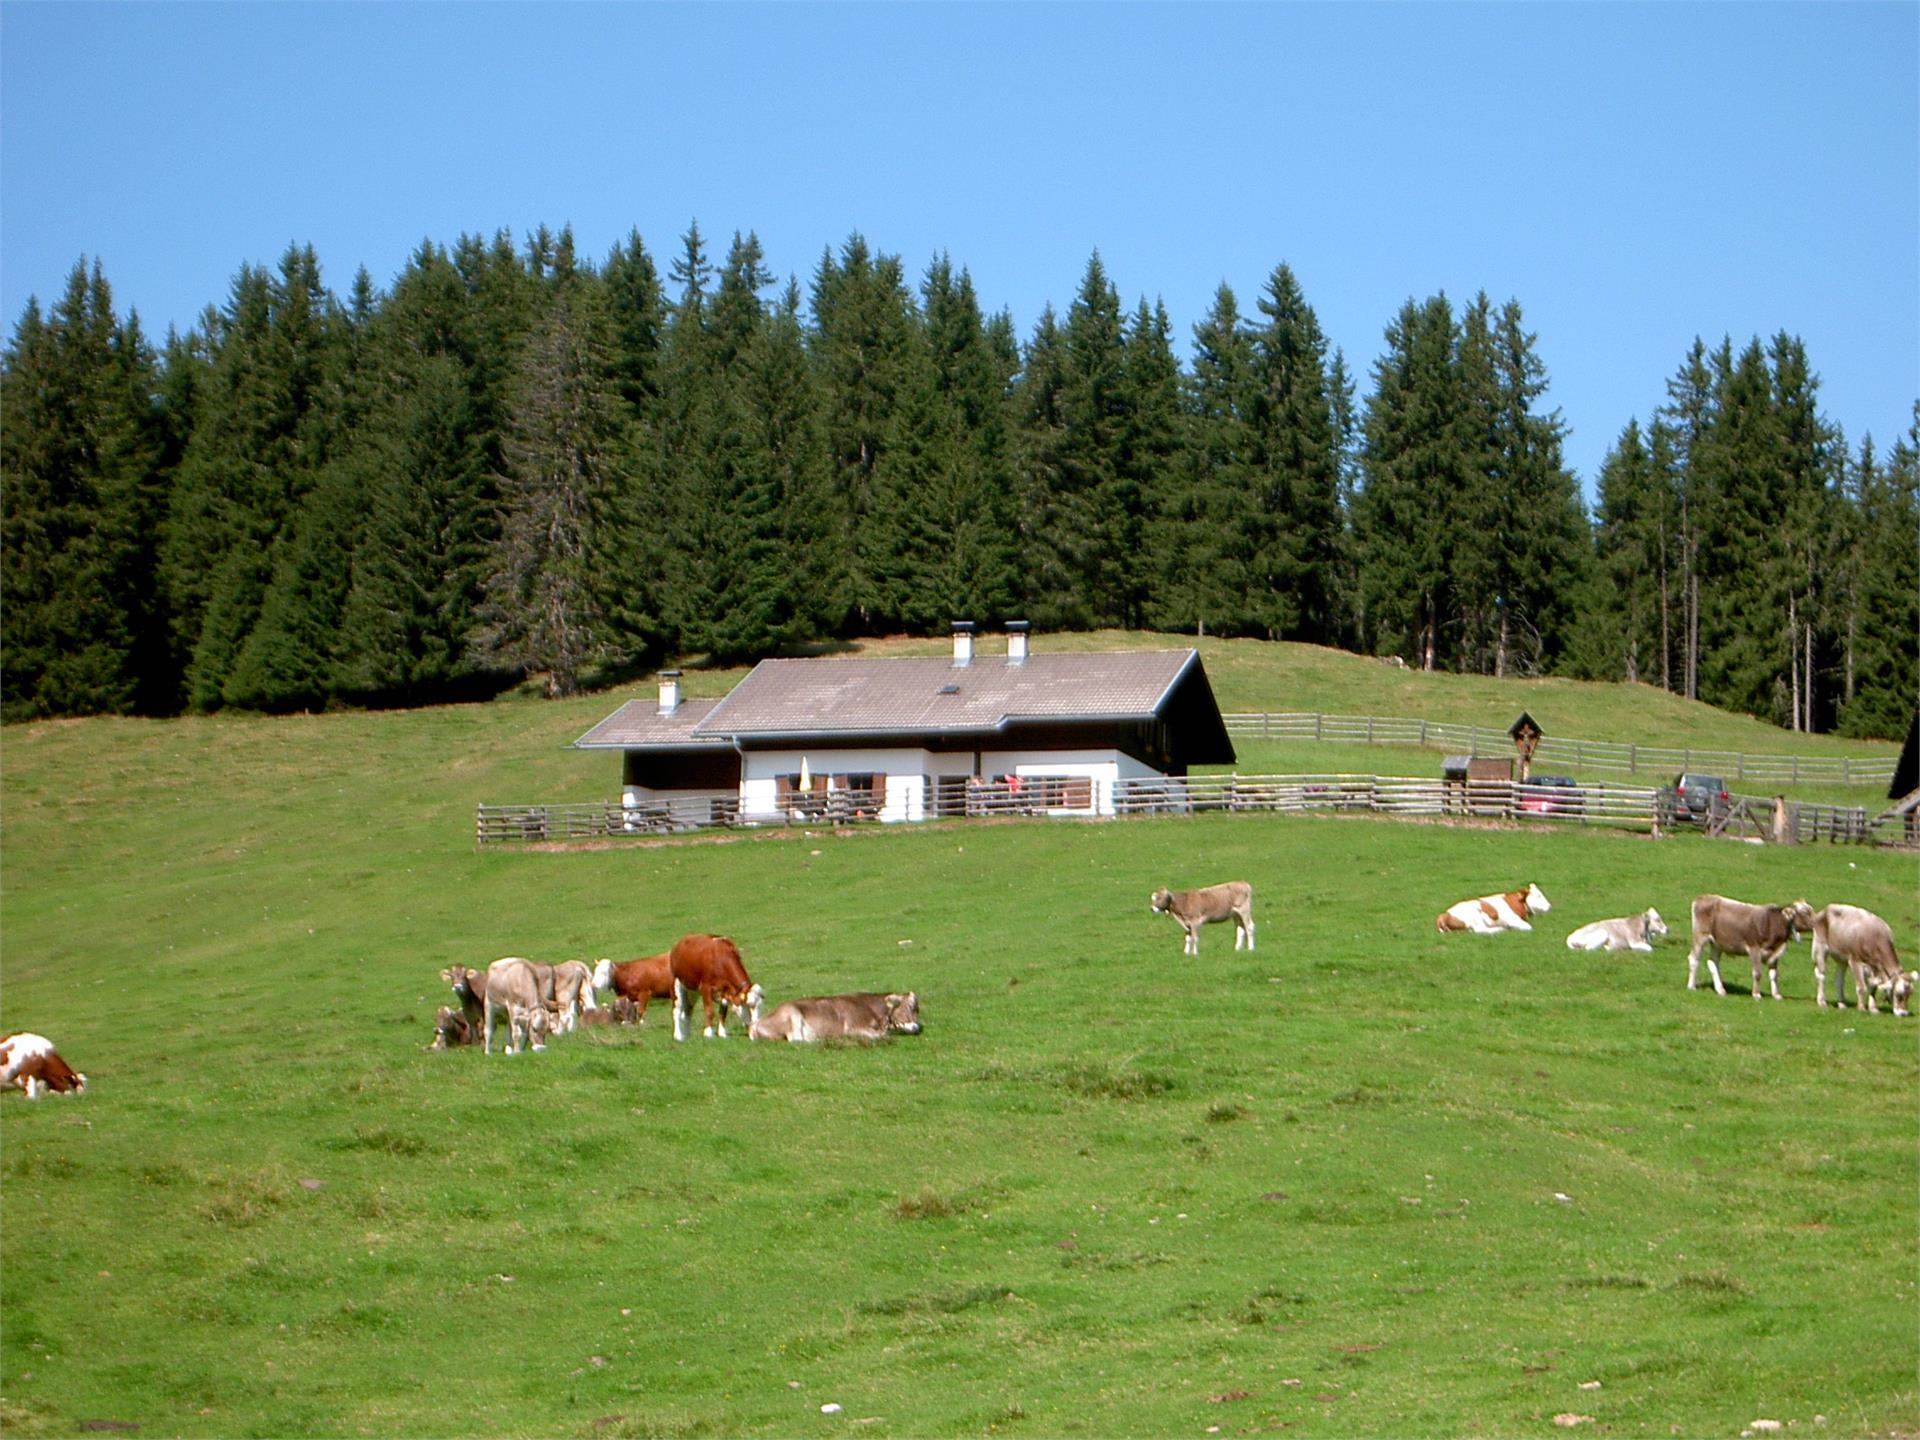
[1813,940,1832,1008]
[1854,961,1879,1014]
[672,979,692,1042]
[1184,925,1199,956]
[713,993,729,1039]
[484,1000,495,1055]
[704,987,720,1039]
[1244,914,1255,952]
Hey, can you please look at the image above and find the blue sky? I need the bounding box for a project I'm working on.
[3,2,1914,495]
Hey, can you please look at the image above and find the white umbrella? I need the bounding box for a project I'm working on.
[799,756,811,790]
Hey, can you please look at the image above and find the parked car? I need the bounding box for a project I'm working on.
[1519,774,1582,815]
[1663,772,1730,826]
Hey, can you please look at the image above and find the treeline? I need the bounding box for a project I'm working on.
[3,226,1914,737]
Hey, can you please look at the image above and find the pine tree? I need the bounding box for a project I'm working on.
[1836,407,1920,738]
[1164,285,1251,636]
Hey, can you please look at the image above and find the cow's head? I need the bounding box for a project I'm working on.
[1889,970,1917,1018]
[720,983,765,1026]
[1784,899,1817,935]
[885,992,923,1035]
[1524,883,1551,915]
[1150,888,1173,915]
[1644,909,1669,941]
[591,958,614,992]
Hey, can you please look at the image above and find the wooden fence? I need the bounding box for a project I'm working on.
[478,774,1915,848]
[1222,712,1898,785]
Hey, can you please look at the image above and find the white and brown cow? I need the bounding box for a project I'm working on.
[483,957,554,1055]
[669,934,764,1042]
[1437,883,1551,934]
[1809,903,1914,1017]
[591,953,675,1023]
[1686,894,1816,1000]
[1565,908,1668,952]
[428,1006,474,1050]
[1150,882,1255,955]
[749,991,922,1043]
[0,1033,87,1098]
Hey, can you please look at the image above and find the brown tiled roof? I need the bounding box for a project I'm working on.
[573,696,730,749]
[695,651,1200,737]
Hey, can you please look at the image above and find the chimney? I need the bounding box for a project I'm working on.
[950,620,975,668]
[657,670,682,715]
[1006,620,1030,666]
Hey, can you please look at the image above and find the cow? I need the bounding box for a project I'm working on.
[1565,908,1668,953]
[547,960,598,1034]
[591,953,675,1023]
[428,1006,474,1050]
[1437,884,1552,934]
[578,996,640,1027]
[0,1033,87,1098]
[1686,895,1816,1000]
[441,964,488,1034]
[749,991,922,1043]
[483,957,554,1055]
[1150,882,1255,956]
[668,934,764,1042]
[1809,903,1914,1017]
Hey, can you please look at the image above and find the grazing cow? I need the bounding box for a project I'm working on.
[1437,884,1552,934]
[0,1033,87,1098]
[428,1006,474,1050]
[1150,882,1255,955]
[483,957,554,1055]
[1686,895,1816,1000]
[668,934,764,1042]
[547,960,598,1034]
[591,954,675,1023]
[1809,904,1914,1017]
[1566,909,1668,953]
[578,996,640,1027]
[749,991,923,1043]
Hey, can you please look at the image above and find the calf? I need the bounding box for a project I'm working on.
[578,996,640,1027]
[1437,883,1552,934]
[1150,882,1255,955]
[749,991,922,1043]
[591,953,675,1023]
[483,957,554,1055]
[668,934,764,1042]
[1809,903,1914,1017]
[1565,908,1668,953]
[1686,895,1815,1000]
[0,1033,87,1099]
[428,1006,474,1050]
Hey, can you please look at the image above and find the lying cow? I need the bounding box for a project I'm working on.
[1686,894,1815,1000]
[1566,908,1668,953]
[578,996,640,1027]
[483,957,554,1054]
[428,1006,474,1050]
[591,954,675,1022]
[1150,881,1255,955]
[1809,903,1914,1017]
[669,934,763,1042]
[0,1033,87,1098]
[749,991,922,1043]
[1437,883,1551,934]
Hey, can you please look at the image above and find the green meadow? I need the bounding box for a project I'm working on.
[2,638,1914,1438]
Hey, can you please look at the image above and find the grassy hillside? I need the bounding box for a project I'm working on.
[1,647,1915,1437]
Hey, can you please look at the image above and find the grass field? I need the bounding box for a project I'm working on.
[2,638,1915,1438]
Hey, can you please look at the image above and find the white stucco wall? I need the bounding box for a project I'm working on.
[725,746,1166,823]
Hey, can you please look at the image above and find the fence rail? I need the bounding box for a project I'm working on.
[1221,712,1898,785]
[478,775,1917,848]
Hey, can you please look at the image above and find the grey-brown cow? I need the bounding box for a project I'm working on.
[483,957,554,1055]
[1810,903,1914,1017]
[1150,882,1255,956]
[1686,895,1816,1000]
[749,991,922,1043]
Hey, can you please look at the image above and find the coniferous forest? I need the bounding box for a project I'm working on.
[3,225,1915,737]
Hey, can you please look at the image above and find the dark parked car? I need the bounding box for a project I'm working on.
[1664,772,1730,826]
[1519,774,1582,815]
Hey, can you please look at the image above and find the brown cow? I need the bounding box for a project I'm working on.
[1687,895,1816,1000]
[441,965,488,1034]
[669,934,764,1042]
[428,1006,474,1050]
[591,954,675,1023]
[483,957,554,1055]
[0,1033,87,1098]
[1150,882,1255,954]
[1810,903,1914,1017]
[578,996,640,1027]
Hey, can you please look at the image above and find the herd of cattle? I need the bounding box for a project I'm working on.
[428,931,923,1055]
[1424,881,1913,1015]
[3,873,1909,1100]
